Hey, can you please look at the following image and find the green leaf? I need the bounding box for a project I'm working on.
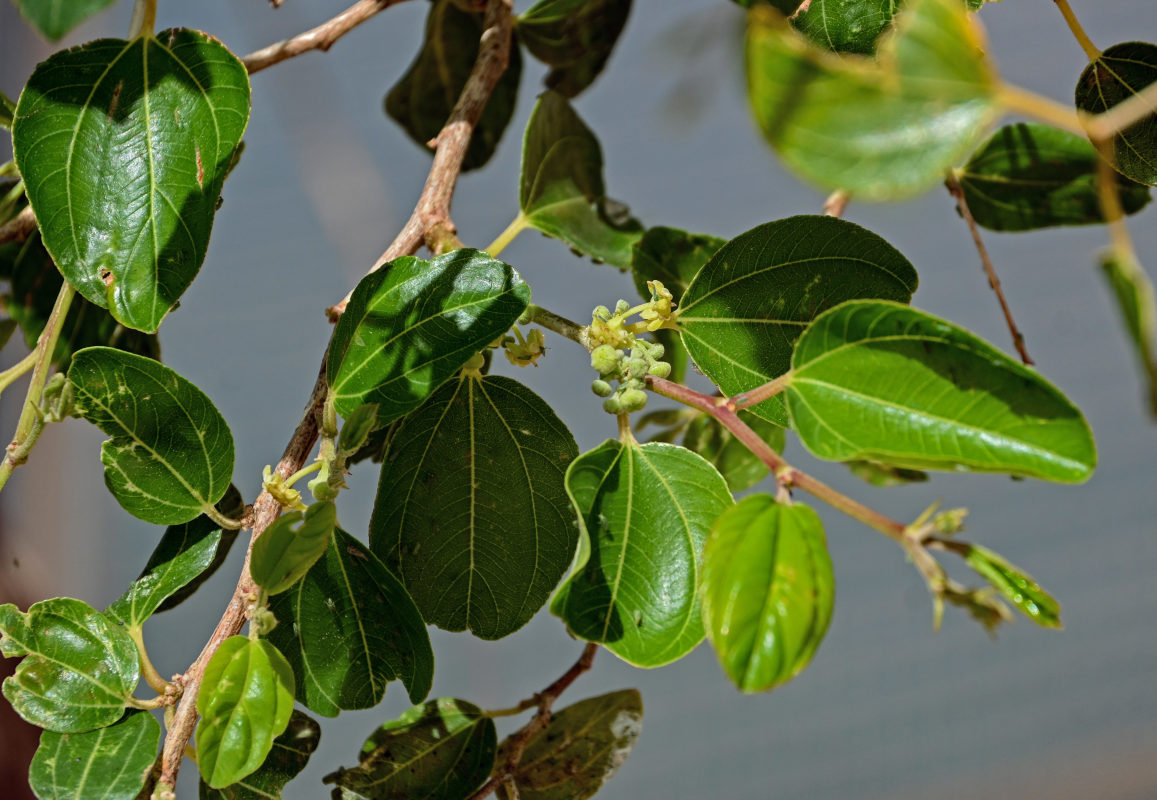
[1075,42,1157,187]
[500,689,642,800]
[519,91,644,268]
[106,487,244,629]
[371,374,579,640]
[198,710,322,800]
[12,30,251,332]
[0,598,139,732]
[784,300,1097,482]
[30,711,161,800]
[957,123,1151,231]
[385,0,522,172]
[1099,250,1157,415]
[250,502,337,596]
[338,404,381,457]
[844,459,929,487]
[552,440,733,667]
[962,543,1062,628]
[267,528,434,717]
[746,0,998,199]
[196,636,295,790]
[683,411,785,492]
[323,699,496,800]
[68,347,236,525]
[516,0,632,97]
[678,216,918,425]
[11,0,118,40]
[792,0,902,55]
[700,496,835,693]
[327,249,530,426]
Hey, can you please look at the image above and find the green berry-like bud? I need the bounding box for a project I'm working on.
[614,299,631,314]
[627,358,648,377]
[648,343,665,359]
[591,379,614,397]
[620,388,648,412]
[593,305,611,321]
[649,361,672,379]
[591,344,620,374]
[603,395,622,414]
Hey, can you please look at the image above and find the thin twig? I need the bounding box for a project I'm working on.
[1086,80,1157,142]
[822,189,850,218]
[944,173,1033,365]
[242,0,413,74]
[525,304,592,351]
[0,207,35,246]
[1052,0,1101,62]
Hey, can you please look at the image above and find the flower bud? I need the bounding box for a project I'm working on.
[591,344,620,374]
[649,361,672,379]
[591,379,614,397]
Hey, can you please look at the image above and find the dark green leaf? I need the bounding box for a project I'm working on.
[327,249,530,427]
[792,0,901,55]
[519,91,643,268]
[958,123,1151,231]
[149,486,245,614]
[30,711,161,800]
[683,411,785,492]
[250,502,337,597]
[517,0,632,97]
[963,543,1062,628]
[1075,42,1157,187]
[13,30,250,332]
[630,226,725,301]
[0,319,16,349]
[732,0,804,11]
[68,348,236,525]
[0,598,138,732]
[552,440,733,667]
[746,0,998,198]
[500,689,642,800]
[784,300,1097,482]
[11,0,118,40]
[199,710,322,800]
[371,374,579,640]
[678,216,918,425]
[323,699,496,800]
[267,528,434,717]
[700,496,834,693]
[196,637,295,790]
[386,0,522,172]
[1100,250,1157,415]
[844,459,929,487]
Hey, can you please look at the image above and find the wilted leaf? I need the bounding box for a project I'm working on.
[517,0,632,97]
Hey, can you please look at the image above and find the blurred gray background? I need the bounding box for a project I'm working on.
[2,0,1157,797]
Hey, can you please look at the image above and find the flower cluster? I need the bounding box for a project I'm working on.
[587,289,674,414]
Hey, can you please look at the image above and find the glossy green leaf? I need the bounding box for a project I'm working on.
[195,636,295,790]
[0,598,138,732]
[385,0,522,172]
[784,300,1097,482]
[11,0,118,40]
[371,374,579,640]
[844,459,929,486]
[683,411,785,492]
[519,91,643,268]
[746,0,998,199]
[267,528,434,717]
[958,123,1151,231]
[323,699,496,800]
[1100,250,1157,415]
[700,496,834,693]
[250,502,337,596]
[30,711,161,800]
[517,0,632,97]
[68,347,236,524]
[499,689,642,800]
[199,710,321,800]
[678,216,918,425]
[963,543,1061,628]
[148,487,244,614]
[12,30,250,332]
[552,440,733,667]
[792,0,901,55]
[1075,42,1157,187]
[327,249,530,426]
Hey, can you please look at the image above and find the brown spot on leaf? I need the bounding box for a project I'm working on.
[108,80,123,121]
[100,268,114,287]
[195,146,204,188]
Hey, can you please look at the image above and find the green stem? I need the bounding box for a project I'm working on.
[997,83,1088,136]
[128,0,157,38]
[129,627,172,695]
[1052,0,1101,61]
[203,504,243,531]
[524,304,591,350]
[0,351,38,397]
[731,374,790,411]
[284,460,323,488]
[486,213,529,257]
[127,695,168,711]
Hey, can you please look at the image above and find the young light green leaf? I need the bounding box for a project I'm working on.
[0,598,139,732]
[11,0,118,40]
[785,300,1097,482]
[267,528,434,717]
[327,249,530,426]
[700,497,834,693]
[678,216,918,425]
[517,0,632,97]
[519,91,644,268]
[683,411,785,492]
[1099,250,1157,415]
[198,710,321,800]
[844,459,929,487]
[250,502,337,596]
[338,403,381,457]
[323,699,496,800]
[792,0,902,55]
[196,637,296,790]
[30,710,161,800]
[371,374,579,640]
[386,0,522,172]
[12,30,250,332]
[499,689,643,800]
[963,543,1061,628]
[746,0,998,199]
[1075,42,1157,187]
[68,348,237,525]
[552,440,733,668]
[957,123,1151,231]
